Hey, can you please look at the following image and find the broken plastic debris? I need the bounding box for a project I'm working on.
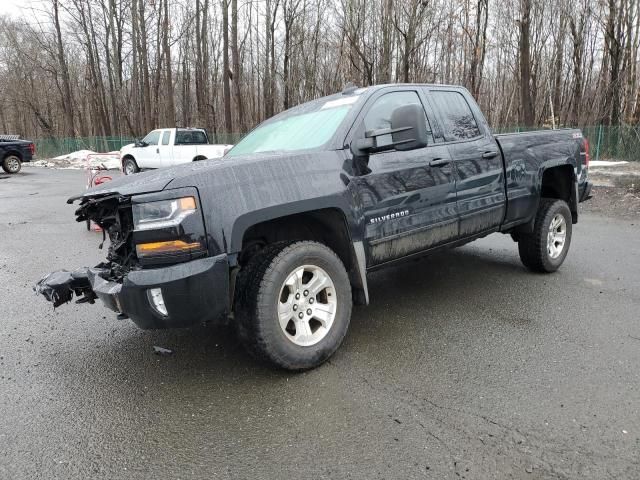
[34,269,93,307]
[153,346,174,356]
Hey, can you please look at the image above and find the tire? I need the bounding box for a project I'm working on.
[2,155,22,174]
[235,241,352,371]
[122,157,139,175]
[193,156,207,162]
[518,198,572,273]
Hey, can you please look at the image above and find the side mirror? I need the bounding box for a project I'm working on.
[350,103,428,156]
[390,104,428,151]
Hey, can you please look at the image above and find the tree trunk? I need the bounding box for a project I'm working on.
[222,0,233,133]
[518,0,535,126]
[52,0,75,137]
[162,0,175,126]
[569,17,584,126]
[231,0,245,131]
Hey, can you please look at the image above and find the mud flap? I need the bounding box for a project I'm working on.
[34,268,97,307]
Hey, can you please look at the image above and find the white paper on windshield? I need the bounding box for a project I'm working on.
[320,96,359,110]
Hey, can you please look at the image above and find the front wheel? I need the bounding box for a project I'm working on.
[122,157,139,175]
[518,198,573,273]
[2,155,22,174]
[235,241,352,371]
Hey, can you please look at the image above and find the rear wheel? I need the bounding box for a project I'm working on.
[2,155,21,174]
[235,241,352,370]
[193,155,207,162]
[122,157,139,175]
[518,198,572,272]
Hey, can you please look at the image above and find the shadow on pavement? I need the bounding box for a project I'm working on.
[48,244,530,382]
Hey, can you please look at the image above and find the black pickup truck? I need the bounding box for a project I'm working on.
[36,84,591,370]
[0,136,35,173]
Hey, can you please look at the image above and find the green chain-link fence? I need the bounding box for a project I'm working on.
[210,133,245,145]
[33,126,638,161]
[493,125,640,162]
[33,133,246,159]
[34,136,136,159]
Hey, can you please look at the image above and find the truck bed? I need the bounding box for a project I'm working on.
[494,128,588,228]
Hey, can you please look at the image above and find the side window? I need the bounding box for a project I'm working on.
[176,130,208,145]
[161,130,171,145]
[142,130,161,145]
[430,91,481,141]
[362,91,433,147]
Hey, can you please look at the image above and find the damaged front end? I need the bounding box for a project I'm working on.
[34,193,136,310]
[34,188,231,329]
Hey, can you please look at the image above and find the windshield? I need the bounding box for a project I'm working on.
[227,97,358,156]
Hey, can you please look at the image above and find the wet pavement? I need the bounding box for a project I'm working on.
[1,168,639,479]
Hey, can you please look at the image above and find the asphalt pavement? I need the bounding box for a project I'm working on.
[1,167,639,479]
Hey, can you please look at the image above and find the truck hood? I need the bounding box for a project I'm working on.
[119,143,135,155]
[67,151,332,203]
[67,166,180,203]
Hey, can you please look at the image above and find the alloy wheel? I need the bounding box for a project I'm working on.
[277,264,337,347]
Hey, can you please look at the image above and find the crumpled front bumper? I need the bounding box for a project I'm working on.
[35,254,230,329]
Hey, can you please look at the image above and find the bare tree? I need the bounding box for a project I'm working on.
[0,0,638,144]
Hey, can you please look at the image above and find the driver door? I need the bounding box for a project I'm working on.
[137,130,162,168]
[348,89,458,266]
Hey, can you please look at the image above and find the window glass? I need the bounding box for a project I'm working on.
[430,91,481,140]
[363,91,431,146]
[175,130,208,145]
[142,130,161,145]
[161,130,171,145]
[227,105,351,156]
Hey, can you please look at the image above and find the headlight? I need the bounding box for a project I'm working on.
[130,192,207,264]
[132,197,196,231]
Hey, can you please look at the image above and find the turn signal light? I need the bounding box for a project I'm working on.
[136,240,202,257]
[178,197,196,210]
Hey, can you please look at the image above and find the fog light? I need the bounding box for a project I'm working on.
[147,288,168,316]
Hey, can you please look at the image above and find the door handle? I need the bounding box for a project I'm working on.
[156,148,160,154]
[482,151,498,159]
[429,158,450,167]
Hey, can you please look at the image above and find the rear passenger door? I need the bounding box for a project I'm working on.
[348,88,458,266]
[428,89,505,237]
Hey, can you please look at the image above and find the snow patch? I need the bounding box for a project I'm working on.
[28,150,121,170]
[590,160,628,167]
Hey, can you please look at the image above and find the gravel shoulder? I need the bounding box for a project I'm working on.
[582,162,640,220]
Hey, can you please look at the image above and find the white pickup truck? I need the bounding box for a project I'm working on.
[120,128,232,175]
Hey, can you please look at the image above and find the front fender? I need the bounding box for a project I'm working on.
[229,196,356,254]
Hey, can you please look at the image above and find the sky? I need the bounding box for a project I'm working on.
[1,0,48,21]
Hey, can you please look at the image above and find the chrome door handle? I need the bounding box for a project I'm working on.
[482,151,498,159]
[429,158,450,167]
